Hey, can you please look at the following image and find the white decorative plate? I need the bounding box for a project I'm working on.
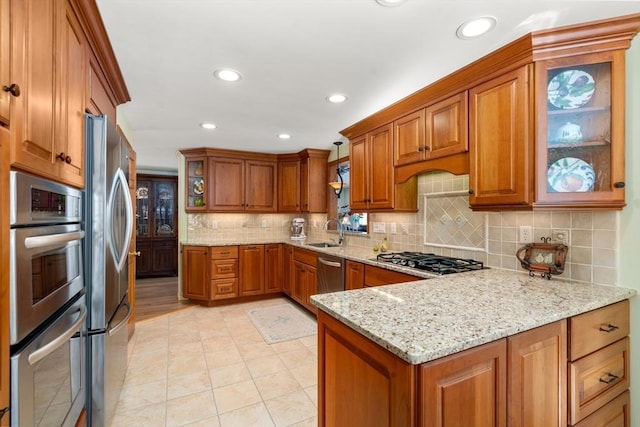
[547,70,595,110]
[547,157,595,192]
[193,179,204,195]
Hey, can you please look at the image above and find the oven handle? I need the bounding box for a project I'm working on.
[24,230,85,249]
[27,305,86,366]
[108,301,131,337]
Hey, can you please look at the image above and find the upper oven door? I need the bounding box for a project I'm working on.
[10,224,85,345]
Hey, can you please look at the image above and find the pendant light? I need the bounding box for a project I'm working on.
[328,141,344,198]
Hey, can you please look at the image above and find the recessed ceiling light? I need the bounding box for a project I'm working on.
[200,123,217,130]
[375,0,406,6]
[214,69,241,82]
[278,133,291,140]
[456,16,497,39]
[327,94,347,103]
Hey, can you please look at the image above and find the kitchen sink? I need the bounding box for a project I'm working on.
[306,242,341,248]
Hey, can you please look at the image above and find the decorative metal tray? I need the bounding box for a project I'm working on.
[516,240,568,280]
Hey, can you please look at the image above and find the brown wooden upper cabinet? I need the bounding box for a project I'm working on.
[394,92,468,167]
[0,0,10,126]
[277,155,301,212]
[469,65,534,209]
[209,156,277,212]
[9,0,87,188]
[350,124,417,212]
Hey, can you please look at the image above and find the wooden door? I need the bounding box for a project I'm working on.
[239,245,265,296]
[368,124,394,209]
[122,133,137,336]
[425,92,468,160]
[56,0,86,188]
[278,159,300,211]
[302,264,317,314]
[0,128,10,423]
[420,339,507,427]
[345,260,364,290]
[283,245,294,296]
[318,311,415,427]
[469,65,533,208]
[349,133,368,210]
[182,246,210,300]
[507,320,567,427]
[0,0,11,126]
[245,160,277,211]
[9,0,59,180]
[209,156,244,210]
[292,260,306,305]
[394,109,425,166]
[264,244,283,293]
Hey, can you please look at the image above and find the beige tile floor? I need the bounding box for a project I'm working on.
[112,297,318,427]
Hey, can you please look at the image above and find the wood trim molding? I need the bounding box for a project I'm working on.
[72,0,131,104]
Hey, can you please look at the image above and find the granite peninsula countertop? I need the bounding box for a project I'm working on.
[310,269,636,364]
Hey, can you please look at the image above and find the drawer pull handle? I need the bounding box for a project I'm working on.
[599,324,619,333]
[220,251,230,255]
[599,373,619,384]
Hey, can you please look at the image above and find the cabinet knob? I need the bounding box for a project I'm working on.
[417,146,425,152]
[468,189,475,195]
[614,182,625,188]
[56,152,72,164]
[2,83,20,97]
[129,251,141,256]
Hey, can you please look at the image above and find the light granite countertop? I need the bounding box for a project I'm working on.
[181,238,440,279]
[310,269,636,364]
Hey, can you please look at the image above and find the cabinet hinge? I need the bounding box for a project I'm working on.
[0,407,9,421]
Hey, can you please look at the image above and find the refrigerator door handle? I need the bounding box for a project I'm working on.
[27,305,86,366]
[108,301,131,337]
[106,168,133,273]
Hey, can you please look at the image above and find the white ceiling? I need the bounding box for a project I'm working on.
[96,0,640,171]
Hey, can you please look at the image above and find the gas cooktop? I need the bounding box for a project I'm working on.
[375,252,484,275]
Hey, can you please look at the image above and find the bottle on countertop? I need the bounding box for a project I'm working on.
[380,237,389,252]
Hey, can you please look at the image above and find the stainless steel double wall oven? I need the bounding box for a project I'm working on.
[9,171,87,427]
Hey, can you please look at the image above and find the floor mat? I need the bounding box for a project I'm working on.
[246,303,317,344]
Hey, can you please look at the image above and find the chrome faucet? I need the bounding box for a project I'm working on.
[323,218,345,245]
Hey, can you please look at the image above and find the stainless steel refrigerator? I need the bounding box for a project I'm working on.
[84,114,133,426]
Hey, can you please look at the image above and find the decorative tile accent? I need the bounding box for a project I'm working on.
[423,192,487,251]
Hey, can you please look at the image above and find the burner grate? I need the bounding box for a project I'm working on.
[376,252,484,274]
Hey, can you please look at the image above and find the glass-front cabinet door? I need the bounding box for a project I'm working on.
[136,181,150,238]
[186,157,207,211]
[154,181,176,237]
[535,51,626,208]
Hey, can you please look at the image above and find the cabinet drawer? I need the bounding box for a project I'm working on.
[211,278,238,300]
[293,248,317,267]
[210,246,238,259]
[569,337,629,425]
[569,300,629,361]
[573,390,629,427]
[211,259,238,279]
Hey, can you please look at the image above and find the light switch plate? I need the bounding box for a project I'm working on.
[390,223,397,234]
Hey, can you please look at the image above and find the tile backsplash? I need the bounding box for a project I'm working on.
[185,171,619,286]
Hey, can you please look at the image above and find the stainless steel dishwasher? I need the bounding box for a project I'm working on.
[316,253,345,293]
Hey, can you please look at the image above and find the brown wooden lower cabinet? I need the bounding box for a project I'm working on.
[239,245,265,296]
[364,264,421,287]
[317,312,610,427]
[421,339,507,427]
[283,245,294,296]
[345,260,364,290]
[292,248,318,313]
[265,243,283,293]
[182,245,209,300]
[318,311,415,427]
[573,390,629,427]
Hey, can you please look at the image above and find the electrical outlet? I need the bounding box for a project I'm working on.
[401,224,409,234]
[210,220,218,229]
[372,222,386,233]
[390,223,397,234]
[552,229,570,245]
[261,219,267,228]
[519,225,533,243]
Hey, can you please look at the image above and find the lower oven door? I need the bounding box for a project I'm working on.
[11,297,86,427]
[10,223,85,345]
